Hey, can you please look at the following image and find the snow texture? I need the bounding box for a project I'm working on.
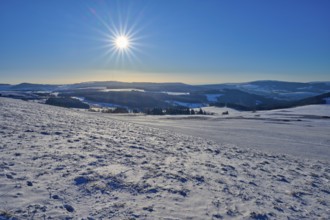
[0,98,329,219]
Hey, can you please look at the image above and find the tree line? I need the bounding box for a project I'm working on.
[144,107,208,115]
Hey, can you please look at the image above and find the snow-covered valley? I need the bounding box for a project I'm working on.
[1,98,329,219]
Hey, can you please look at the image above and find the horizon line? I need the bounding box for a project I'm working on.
[1,79,330,86]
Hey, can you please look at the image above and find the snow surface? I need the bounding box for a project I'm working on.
[267,105,330,117]
[162,92,190,96]
[204,105,330,118]
[101,88,146,92]
[98,89,189,96]
[0,98,330,219]
[106,105,330,161]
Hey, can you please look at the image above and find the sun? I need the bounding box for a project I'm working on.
[89,4,144,64]
[115,36,129,49]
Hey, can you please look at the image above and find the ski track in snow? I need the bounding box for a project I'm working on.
[0,98,329,219]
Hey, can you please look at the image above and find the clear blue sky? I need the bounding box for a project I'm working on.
[0,0,329,84]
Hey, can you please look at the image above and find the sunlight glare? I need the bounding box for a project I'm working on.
[115,36,129,49]
[89,2,146,66]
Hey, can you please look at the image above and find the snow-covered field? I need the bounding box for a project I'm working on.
[102,105,330,161]
[0,98,329,219]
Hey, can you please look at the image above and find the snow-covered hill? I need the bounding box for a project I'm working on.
[0,98,329,219]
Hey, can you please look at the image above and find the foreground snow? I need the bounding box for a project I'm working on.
[0,98,329,219]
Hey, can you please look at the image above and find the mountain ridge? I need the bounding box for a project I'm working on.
[1,80,329,111]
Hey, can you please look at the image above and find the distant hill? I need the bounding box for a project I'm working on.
[10,83,60,91]
[202,80,330,101]
[1,80,330,111]
[210,89,283,110]
[0,84,11,90]
[45,97,89,109]
[68,81,199,92]
[2,80,330,99]
[295,92,330,106]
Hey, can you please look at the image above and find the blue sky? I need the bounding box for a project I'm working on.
[0,0,329,84]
